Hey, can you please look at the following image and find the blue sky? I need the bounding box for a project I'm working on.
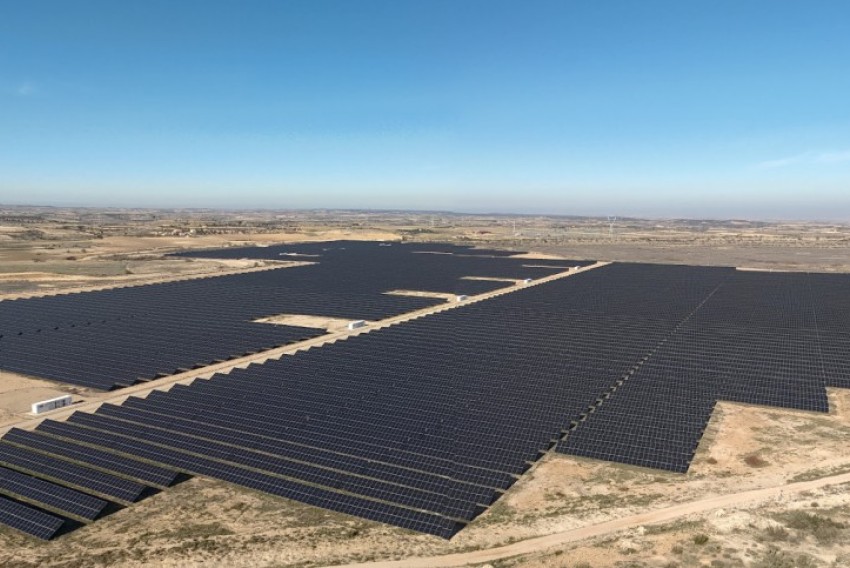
[1,1,849,219]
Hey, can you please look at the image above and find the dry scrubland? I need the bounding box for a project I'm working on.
[1,208,849,299]
[0,228,395,298]
[1,208,850,567]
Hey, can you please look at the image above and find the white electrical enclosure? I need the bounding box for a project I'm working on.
[31,395,72,415]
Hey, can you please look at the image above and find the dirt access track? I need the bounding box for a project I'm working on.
[333,471,850,568]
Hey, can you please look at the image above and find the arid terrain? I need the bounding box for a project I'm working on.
[1,207,850,568]
[2,208,848,300]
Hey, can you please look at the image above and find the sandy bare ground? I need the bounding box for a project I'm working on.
[384,289,457,300]
[529,242,850,272]
[331,471,850,568]
[0,272,104,281]
[255,314,367,332]
[0,261,311,301]
[0,229,399,296]
[78,231,401,258]
[508,252,569,260]
[0,372,93,423]
[460,276,520,283]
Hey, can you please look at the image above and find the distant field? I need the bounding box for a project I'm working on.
[526,242,850,272]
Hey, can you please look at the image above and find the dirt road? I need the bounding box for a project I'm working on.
[328,470,850,568]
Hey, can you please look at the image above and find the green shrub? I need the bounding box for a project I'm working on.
[762,524,790,541]
[744,454,769,467]
[782,511,844,544]
[752,548,817,568]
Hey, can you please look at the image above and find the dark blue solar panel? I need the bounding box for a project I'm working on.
[1,429,178,488]
[0,495,65,540]
[0,466,107,520]
[0,442,147,503]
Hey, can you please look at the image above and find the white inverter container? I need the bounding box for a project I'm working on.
[31,395,72,415]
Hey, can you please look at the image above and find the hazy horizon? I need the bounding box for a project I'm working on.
[3,201,849,224]
[2,1,849,220]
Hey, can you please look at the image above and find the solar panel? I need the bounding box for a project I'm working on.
[0,442,147,503]
[1,429,179,488]
[0,466,108,521]
[0,495,65,540]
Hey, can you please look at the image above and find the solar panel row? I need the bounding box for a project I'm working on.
[0,495,65,540]
[0,443,147,503]
[0,426,182,538]
[0,465,108,521]
[2,429,178,488]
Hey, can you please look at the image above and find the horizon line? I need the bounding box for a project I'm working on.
[1,203,848,225]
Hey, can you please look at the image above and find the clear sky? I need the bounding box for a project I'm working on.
[1,1,849,219]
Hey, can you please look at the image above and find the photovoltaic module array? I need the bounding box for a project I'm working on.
[0,427,181,539]
[0,241,572,390]
[0,262,737,538]
[168,240,578,296]
[559,269,850,472]
[2,254,850,541]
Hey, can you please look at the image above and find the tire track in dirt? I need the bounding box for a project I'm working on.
[328,470,850,568]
